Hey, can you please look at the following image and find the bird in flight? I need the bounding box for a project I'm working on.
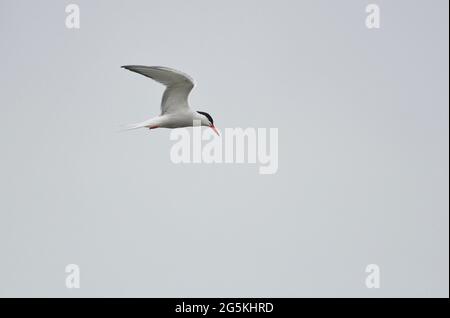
[121,65,219,136]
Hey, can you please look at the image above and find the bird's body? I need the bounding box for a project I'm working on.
[121,65,219,135]
[126,110,206,129]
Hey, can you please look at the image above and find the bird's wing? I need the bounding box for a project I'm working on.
[122,65,195,114]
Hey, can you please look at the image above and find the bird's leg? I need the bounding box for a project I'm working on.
[148,125,159,130]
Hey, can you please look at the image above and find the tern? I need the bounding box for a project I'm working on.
[121,65,219,136]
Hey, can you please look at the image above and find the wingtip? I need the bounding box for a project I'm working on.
[121,65,143,71]
[121,65,160,69]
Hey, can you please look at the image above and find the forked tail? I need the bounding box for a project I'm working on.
[120,122,147,131]
[119,117,161,132]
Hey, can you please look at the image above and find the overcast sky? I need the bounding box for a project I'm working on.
[0,0,448,297]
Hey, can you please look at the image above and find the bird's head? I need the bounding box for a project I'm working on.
[197,111,219,136]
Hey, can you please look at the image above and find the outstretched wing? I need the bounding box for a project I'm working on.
[121,65,195,114]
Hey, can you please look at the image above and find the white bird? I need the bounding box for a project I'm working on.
[121,65,219,135]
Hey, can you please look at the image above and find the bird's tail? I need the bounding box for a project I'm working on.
[118,121,148,132]
[117,117,161,132]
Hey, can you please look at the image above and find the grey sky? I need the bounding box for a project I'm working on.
[0,0,448,297]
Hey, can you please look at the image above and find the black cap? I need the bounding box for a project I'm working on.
[197,111,214,125]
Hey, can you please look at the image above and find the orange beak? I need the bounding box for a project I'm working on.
[210,125,220,136]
